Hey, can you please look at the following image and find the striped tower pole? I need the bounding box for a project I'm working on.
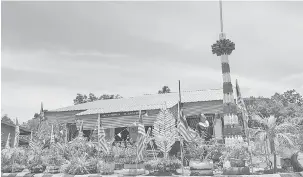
[211,0,241,143]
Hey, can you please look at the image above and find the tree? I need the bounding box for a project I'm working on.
[88,93,98,102]
[73,93,123,105]
[34,113,40,119]
[245,90,303,126]
[272,89,303,106]
[252,115,299,173]
[158,86,171,94]
[73,93,88,105]
[99,94,122,100]
[1,115,14,125]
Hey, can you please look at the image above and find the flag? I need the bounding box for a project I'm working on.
[177,103,194,142]
[14,118,20,148]
[235,80,249,138]
[29,131,36,149]
[137,110,146,162]
[78,120,84,137]
[98,114,109,153]
[50,125,55,144]
[5,133,11,149]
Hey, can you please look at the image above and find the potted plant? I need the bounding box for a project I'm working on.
[123,142,144,169]
[99,152,115,175]
[44,146,65,174]
[185,136,216,176]
[221,142,250,175]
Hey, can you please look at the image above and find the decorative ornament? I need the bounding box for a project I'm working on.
[211,38,235,56]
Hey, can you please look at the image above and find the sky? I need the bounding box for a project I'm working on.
[1,1,303,123]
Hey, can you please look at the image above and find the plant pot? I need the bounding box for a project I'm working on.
[229,158,245,167]
[190,169,214,176]
[45,165,60,174]
[122,169,145,176]
[223,167,250,175]
[124,163,144,169]
[189,160,213,170]
[115,163,124,170]
[29,165,46,173]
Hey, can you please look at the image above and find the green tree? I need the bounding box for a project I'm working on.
[99,94,122,100]
[1,115,14,125]
[245,90,303,126]
[158,86,171,94]
[73,93,123,105]
[88,93,98,102]
[73,93,88,105]
[252,115,299,173]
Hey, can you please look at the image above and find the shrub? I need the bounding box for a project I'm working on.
[1,147,28,173]
[64,153,90,175]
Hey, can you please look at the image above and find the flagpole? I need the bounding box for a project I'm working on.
[178,80,184,175]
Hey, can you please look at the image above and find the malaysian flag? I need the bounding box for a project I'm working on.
[14,118,20,148]
[177,103,194,142]
[98,114,109,153]
[137,110,146,162]
[5,133,11,149]
[29,131,36,149]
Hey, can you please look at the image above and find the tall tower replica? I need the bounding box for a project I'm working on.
[211,1,242,143]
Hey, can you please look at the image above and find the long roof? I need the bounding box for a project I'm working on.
[49,89,224,116]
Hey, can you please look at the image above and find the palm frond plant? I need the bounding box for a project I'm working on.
[252,115,299,173]
[64,153,91,175]
[153,107,177,159]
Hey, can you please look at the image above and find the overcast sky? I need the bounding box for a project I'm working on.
[2,1,303,123]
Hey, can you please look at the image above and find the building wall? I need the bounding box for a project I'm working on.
[45,100,223,132]
[1,124,15,148]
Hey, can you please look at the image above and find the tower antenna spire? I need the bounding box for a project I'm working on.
[219,0,224,33]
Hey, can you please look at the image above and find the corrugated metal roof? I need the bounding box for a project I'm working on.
[50,89,224,115]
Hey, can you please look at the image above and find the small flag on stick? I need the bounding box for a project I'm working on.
[29,131,36,149]
[137,110,146,162]
[98,114,109,153]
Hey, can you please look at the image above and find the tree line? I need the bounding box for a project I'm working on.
[73,86,172,105]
